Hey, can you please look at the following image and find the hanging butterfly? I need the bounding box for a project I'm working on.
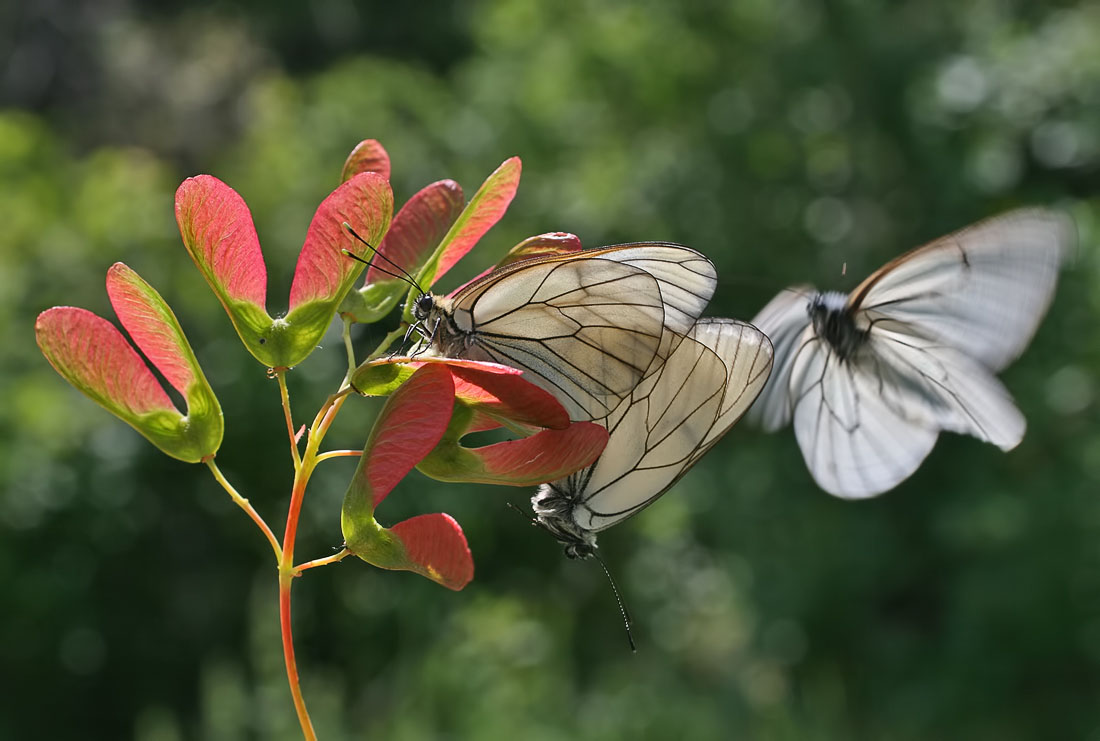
[411,243,718,421]
[748,208,1074,498]
[534,318,774,558]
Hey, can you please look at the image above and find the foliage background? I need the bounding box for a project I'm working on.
[2,1,1099,738]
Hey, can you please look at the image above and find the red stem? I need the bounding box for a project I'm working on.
[277,392,347,740]
[279,568,315,741]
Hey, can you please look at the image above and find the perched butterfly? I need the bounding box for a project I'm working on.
[412,243,718,421]
[748,208,1074,498]
[534,318,774,558]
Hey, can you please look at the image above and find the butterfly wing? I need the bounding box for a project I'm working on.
[851,208,1073,371]
[790,317,1031,497]
[788,334,941,498]
[567,320,772,533]
[755,210,1068,498]
[745,286,816,431]
[690,318,774,456]
[445,243,717,420]
[598,243,718,334]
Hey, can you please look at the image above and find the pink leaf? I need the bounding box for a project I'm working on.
[389,513,474,590]
[106,263,195,397]
[35,307,175,415]
[341,139,392,182]
[425,157,522,286]
[465,411,506,434]
[366,180,464,284]
[405,357,522,375]
[498,232,582,267]
[365,363,455,507]
[471,423,608,484]
[175,175,267,309]
[289,171,393,310]
[450,365,570,430]
[448,232,583,296]
[350,356,523,398]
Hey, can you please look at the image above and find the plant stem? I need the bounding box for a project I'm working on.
[279,449,316,739]
[315,395,347,441]
[279,568,315,741]
[314,449,362,464]
[277,370,303,472]
[206,459,281,562]
[278,387,350,740]
[295,548,350,575]
[342,316,357,378]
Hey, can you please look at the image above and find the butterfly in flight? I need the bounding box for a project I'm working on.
[534,318,773,558]
[748,208,1074,498]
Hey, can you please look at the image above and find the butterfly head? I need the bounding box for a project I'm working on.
[808,291,865,361]
[532,484,598,560]
[413,292,436,323]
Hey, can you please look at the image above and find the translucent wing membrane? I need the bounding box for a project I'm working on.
[597,243,718,334]
[428,243,717,421]
[789,337,940,499]
[789,323,1025,498]
[852,209,1073,371]
[444,259,666,419]
[691,319,776,455]
[534,319,772,555]
[745,286,815,431]
[860,321,1025,448]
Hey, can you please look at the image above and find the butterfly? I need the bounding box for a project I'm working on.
[748,208,1074,498]
[533,318,774,558]
[413,243,718,421]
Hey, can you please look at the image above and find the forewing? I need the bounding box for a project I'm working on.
[460,258,667,420]
[595,243,718,334]
[852,209,1073,371]
[745,286,816,431]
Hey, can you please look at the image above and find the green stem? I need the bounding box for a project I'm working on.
[342,316,357,379]
[295,548,350,575]
[315,449,363,464]
[277,371,303,472]
[205,459,282,562]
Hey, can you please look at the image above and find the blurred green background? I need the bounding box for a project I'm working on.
[3,1,1099,738]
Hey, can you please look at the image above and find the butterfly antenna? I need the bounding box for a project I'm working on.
[511,501,636,651]
[592,551,636,653]
[341,222,423,293]
[505,500,539,526]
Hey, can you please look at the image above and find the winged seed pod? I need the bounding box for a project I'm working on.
[36,263,223,463]
[339,145,521,325]
[175,171,393,368]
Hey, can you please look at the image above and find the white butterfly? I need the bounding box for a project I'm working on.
[534,318,774,558]
[749,208,1074,499]
[414,243,718,421]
